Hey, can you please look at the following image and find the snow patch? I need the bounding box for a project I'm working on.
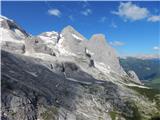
[95,62,111,74]
[38,36,56,44]
[38,31,59,49]
[0,15,13,22]
[24,52,55,60]
[85,48,94,56]
[38,31,58,42]
[72,34,83,41]
[44,31,58,36]
[56,36,77,57]
[0,28,24,43]
[125,83,149,89]
[13,29,26,39]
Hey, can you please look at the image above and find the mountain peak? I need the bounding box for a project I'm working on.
[63,25,75,31]
[90,34,107,43]
[61,25,79,35]
[61,25,87,41]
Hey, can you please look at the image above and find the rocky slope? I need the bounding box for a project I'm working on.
[1,16,160,120]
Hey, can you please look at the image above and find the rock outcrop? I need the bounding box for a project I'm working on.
[128,70,141,84]
[87,34,126,75]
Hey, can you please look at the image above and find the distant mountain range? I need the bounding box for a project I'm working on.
[120,57,160,90]
[1,15,160,120]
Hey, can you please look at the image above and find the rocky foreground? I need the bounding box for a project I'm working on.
[1,16,160,120]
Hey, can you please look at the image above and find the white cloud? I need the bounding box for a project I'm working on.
[153,46,160,50]
[110,41,125,46]
[81,9,92,16]
[127,54,160,60]
[112,2,149,21]
[48,9,61,17]
[99,16,106,22]
[148,15,160,22]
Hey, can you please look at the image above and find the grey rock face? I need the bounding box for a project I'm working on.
[1,41,25,54]
[59,25,87,56]
[59,26,126,76]
[128,70,141,84]
[25,36,58,56]
[87,34,126,75]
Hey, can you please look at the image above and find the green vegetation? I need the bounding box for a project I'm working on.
[150,78,160,84]
[120,58,160,80]
[129,86,160,101]
[109,104,142,120]
[119,101,142,120]
[150,116,160,120]
[41,106,58,120]
[88,84,103,94]
[145,77,160,90]
[1,78,13,90]
[109,111,117,120]
[11,111,17,116]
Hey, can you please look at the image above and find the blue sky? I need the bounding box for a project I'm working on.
[1,1,160,56]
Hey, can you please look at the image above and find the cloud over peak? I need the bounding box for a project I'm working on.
[112,2,149,21]
[48,9,61,17]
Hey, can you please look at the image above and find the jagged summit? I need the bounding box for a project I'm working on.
[58,25,87,56]
[61,25,87,41]
[0,16,127,76]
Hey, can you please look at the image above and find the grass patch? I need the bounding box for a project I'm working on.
[128,86,160,102]
[41,106,58,120]
[11,111,17,116]
[109,111,117,120]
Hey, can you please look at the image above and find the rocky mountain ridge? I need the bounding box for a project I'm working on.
[1,16,160,120]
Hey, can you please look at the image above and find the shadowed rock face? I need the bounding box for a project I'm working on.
[1,50,130,120]
[1,16,160,120]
